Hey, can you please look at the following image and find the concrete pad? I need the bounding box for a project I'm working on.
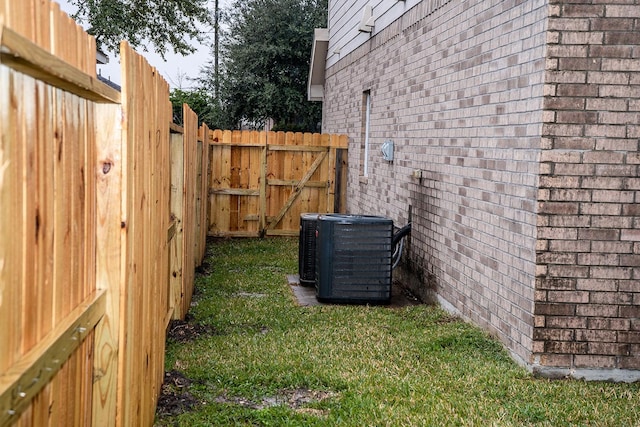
[286,274,423,308]
[287,274,326,306]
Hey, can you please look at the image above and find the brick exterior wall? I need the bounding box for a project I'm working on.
[535,1,640,375]
[322,0,640,379]
[323,0,549,366]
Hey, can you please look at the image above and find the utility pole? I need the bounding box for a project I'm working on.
[214,0,220,99]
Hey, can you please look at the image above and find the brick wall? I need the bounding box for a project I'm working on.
[323,0,548,365]
[535,1,640,375]
[322,0,640,377]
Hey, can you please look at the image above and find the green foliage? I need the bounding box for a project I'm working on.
[170,88,235,130]
[68,0,213,58]
[209,0,327,131]
[156,238,640,426]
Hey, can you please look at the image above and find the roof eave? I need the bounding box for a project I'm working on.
[307,28,329,102]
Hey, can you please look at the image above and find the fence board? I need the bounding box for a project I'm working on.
[193,124,211,264]
[92,103,122,427]
[119,40,173,426]
[195,138,204,263]
[181,105,198,317]
[167,104,209,321]
[0,66,24,375]
[20,74,37,355]
[34,77,54,359]
[197,124,211,263]
[210,131,233,235]
[170,131,185,319]
[230,140,240,231]
[208,130,348,237]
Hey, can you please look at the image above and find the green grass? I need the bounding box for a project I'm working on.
[156,237,640,426]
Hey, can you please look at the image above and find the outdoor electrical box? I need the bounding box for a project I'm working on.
[381,140,394,161]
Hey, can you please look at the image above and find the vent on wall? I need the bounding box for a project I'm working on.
[315,214,393,304]
[359,5,375,33]
[298,213,319,287]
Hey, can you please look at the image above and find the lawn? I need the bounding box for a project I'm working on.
[155,237,640,426]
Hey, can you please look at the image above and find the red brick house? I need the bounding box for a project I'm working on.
[309,0,640,381]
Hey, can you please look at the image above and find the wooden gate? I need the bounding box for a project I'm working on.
[208,130,348,237]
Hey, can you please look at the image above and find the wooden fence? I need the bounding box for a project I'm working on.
[208,130,348,237]
[0,1,208,426]
[170,110,210,320]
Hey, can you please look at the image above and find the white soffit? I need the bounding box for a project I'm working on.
[307,28,329,101]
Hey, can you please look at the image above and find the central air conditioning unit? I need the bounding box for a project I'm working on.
[298,213,319,287]
[315,214,394,304]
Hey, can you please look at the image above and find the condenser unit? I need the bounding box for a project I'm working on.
[298,213,319,287]
[315,214,394,304]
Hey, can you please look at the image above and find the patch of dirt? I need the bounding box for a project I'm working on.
[215,388,336,416]
[167,316,218,343]
[156,370,199,417]
[195,259,212,276]
[389,280,423,308]
[233,292,268,298]
[436,313,460,324]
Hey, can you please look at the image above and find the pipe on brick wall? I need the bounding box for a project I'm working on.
[392,223,412,269]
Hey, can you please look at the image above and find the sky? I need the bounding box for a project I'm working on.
[57,0,229,89]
